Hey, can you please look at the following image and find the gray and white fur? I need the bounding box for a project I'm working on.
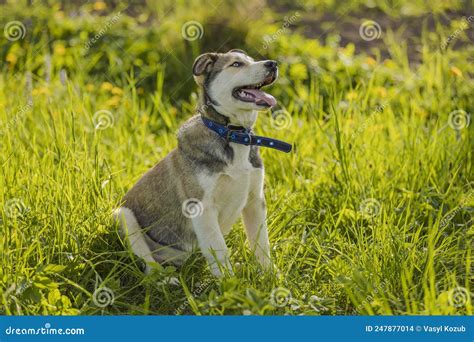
[114,49,279,276]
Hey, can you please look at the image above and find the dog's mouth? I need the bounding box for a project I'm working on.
[232,72,277,107]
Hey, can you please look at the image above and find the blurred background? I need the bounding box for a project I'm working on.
[1,0,473,111]
[0,0,472,315]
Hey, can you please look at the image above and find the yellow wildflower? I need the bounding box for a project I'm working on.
[383,59,397,69]
[6,53,17,64]
[111,87,123,95]
[93,1,107,11]
[346,90,358,101]
[415,107,428,119]
[367,124,384,134]
[105,95,121,108]
[374,86,387,98]
[289,63,308,81]
[100,82,114,91]
[54,11,65,19]
[365,56,377,66]
[86,83,95,92]
[32,87,51,96]
[54,44,66,56]
[450,66,463,78]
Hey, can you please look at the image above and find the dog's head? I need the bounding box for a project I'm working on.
[193,49,278,114]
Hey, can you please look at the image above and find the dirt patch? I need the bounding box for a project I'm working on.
[268,1,473,62]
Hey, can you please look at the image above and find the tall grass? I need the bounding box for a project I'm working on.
[0,1,472,315]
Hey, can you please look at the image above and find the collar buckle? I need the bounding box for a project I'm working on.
[244,132,252,146]
[226,124,247,132]
[225,130,232,142]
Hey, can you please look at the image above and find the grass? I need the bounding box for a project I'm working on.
[0,1,472,315]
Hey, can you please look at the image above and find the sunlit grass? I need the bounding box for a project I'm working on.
[0,1,472,316]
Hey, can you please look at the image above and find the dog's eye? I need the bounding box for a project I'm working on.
[230,61,243,67]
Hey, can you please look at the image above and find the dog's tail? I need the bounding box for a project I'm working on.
[112,207,182,285]
[113,207,157,271]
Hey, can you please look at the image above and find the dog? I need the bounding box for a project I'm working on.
[114,49,291,277]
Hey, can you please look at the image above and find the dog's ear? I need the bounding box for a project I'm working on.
[193,53,218,77]
[228,49,247,55]
[193,53,218,86]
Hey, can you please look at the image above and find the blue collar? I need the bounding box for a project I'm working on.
[201,116,292,153]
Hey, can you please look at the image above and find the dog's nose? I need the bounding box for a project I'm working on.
[264,60,277,70]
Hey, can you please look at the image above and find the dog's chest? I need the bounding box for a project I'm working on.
[203,144,256,234]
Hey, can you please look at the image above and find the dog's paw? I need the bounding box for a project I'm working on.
[210,261,234,278]
[256,254,273,270]
[144,261,162,275]
[156,276,180,286]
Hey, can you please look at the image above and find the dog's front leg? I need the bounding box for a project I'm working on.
[242,191,271,270]
[192,209,232,277]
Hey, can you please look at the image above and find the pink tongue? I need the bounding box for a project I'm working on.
[243,88,277,107]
